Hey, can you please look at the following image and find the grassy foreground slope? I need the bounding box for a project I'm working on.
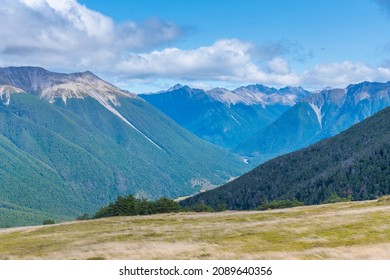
[1,197,390,260]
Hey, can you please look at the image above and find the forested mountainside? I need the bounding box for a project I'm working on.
[181,106,390,210]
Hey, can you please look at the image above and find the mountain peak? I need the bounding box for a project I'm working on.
[167,83,185,92]
[82,70,94,76]
[234,84,279,95]
[207,87,230,93]
[0,66,137,106]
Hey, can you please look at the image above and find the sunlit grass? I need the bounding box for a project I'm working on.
[1,197,390,259]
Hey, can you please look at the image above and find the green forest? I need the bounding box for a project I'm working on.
[181,106,390,210]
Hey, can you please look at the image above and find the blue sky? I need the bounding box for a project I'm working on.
[1,0,390,92]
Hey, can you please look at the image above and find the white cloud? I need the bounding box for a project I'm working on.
[1,0,390,92]
[20,0,114,43]
[117,39,255,79]
[115,39,302,87]
[267,57,290,74]
[115,44,390,91]
[301,61,390,88]
[0,0,188,69]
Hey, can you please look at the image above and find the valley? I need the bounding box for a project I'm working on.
[1,66,389,230]
[1,198,390,259]
[142,82,390,165]
[2,0,390,269]
[0,67,245,227]
[181,106,390,210]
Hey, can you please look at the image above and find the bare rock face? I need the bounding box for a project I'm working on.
[0,66,137,106]
[0,85,25,106]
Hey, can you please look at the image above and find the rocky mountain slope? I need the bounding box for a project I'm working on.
[0,67,245,227]
[235,81,390,163]
[140,84,308,149]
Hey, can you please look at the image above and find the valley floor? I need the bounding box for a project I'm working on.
[1,198,390,260]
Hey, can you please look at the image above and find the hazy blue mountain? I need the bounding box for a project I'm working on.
[140,84,309,149]
[0,67,245,227]
[235,81,390,163]
[181,106,390,210]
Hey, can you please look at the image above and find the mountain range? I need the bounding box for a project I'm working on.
[1,66,389,228]
[235,82,390,162]
[142,82,390,164]
[140,84,309,150]
[0,66,245,227]
[180,105,390,210]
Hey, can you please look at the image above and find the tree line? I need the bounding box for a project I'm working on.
[76,195,216,220]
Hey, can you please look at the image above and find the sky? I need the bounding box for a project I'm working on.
[1,0,390,93]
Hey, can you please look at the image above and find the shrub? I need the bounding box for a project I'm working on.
[256,199,304,211]
[93,195,181,219]
[191,202,214,212]
[322,193,351,204]
[76,213,90,220]
[42,219,55,225]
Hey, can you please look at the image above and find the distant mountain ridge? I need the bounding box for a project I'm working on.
[181,106,390,210]
[207,84,308,106]
[141,84,307,148]
[141,81,390,164]
[235,81,390,162]
[0,66,245,227]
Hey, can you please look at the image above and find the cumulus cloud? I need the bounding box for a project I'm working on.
[1,0,390,92]
[0,0,188,69]
[115,39,302,86]
[267,57,290,74]
[117,39,255,79]
[115,39,390,89]
[300,61,390,88]
[20,0,115,43]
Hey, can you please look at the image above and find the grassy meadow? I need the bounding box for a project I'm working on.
[1,197,390,260]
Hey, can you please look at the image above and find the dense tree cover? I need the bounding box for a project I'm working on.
[141,86,291,149]
[42,219,55,225]
[181,107,390,210]
[0,89,244,227]
[321,193,351,204]
[235,82,390,163]
[187,201,214,212]
[93,195,181,218]
[256,199,304,210]
[91,195,229,219]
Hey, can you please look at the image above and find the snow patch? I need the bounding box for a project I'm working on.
[229,113,241,125]
[103,104,164,151]
[309,102,323,128]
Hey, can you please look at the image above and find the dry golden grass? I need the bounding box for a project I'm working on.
[1,198,390,260]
